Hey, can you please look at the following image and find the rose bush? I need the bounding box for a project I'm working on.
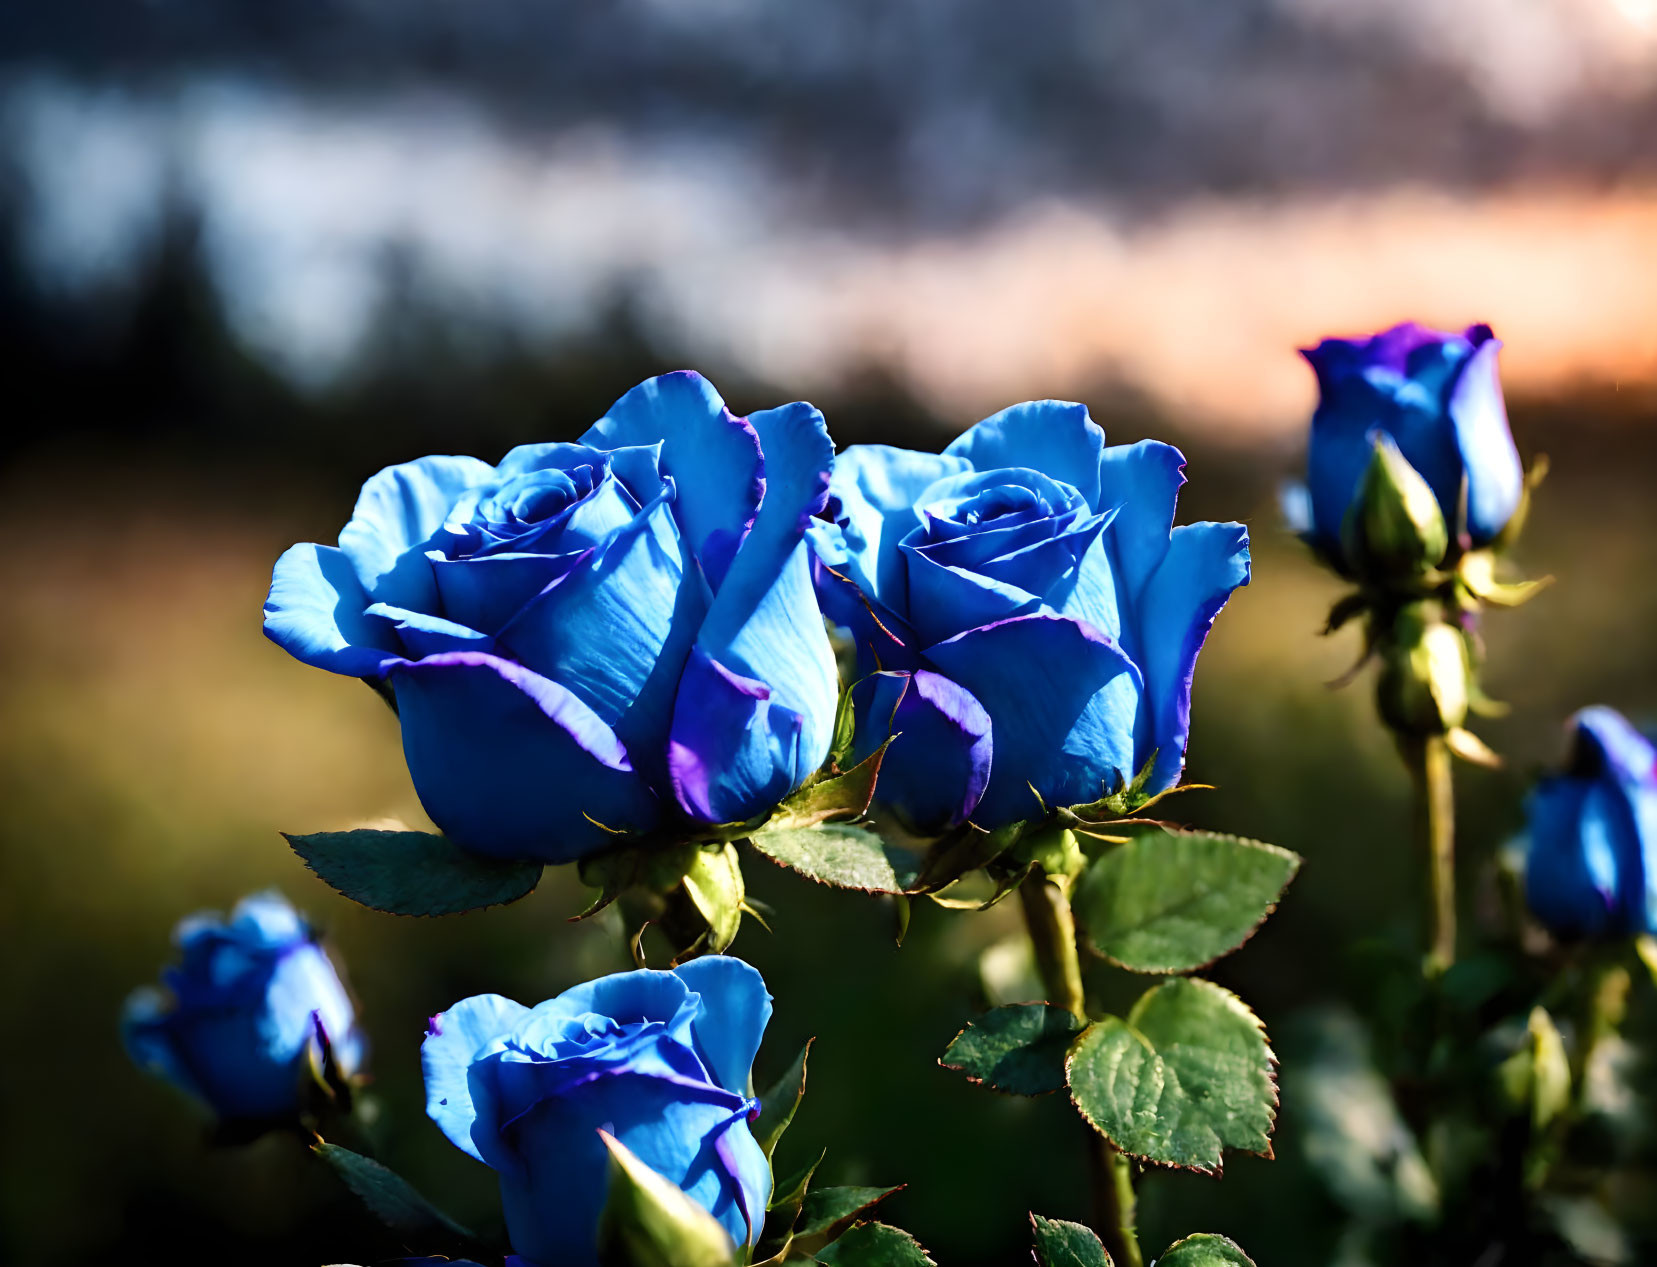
[810,399,1250,829]
[123,891,361,1123]
[1294,321,1523,569]
[264,373,840,861]
[1526,707,1657,940]
[422,957,772,1267]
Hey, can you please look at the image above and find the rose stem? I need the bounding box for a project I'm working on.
[1405,734,1457,976]
[1018,872,1144,1267]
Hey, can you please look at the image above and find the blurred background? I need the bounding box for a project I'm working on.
[4,3,1657,1264]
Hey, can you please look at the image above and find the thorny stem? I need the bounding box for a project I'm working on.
[1018,873,1144,1267]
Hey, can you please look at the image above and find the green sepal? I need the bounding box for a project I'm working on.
[596,1131,736,1267]
[939,1004,1084,1096]
[1340,434,1449,578]
[753,1148,826,1264]
[680,844,746,954]
[748,824,918,893]
[1011,824,1087,886]
[1456,548,1551,609]
[926,861,1034,912]
[577,841,701,918]
[1070,828,1300,974]
[285,830,541,917]
[829,674,861,771]
[312,1141,480,1252]
[1066,978,1278,1172]
[813,1222,933,1266]
[1155,1233,1255,1266]
[767,741,891,831]
[1030,1213,1112,1267]
[1496,1006,1572,1135]
[910,820,1025,894]
[754,1039,813,1159]
[1063,753,1164,822]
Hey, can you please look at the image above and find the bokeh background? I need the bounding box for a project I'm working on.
[5,3,1657,1264]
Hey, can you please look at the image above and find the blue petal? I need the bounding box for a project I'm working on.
[900,546,1043,645]
[533,970,696,1038]
[123,987,202,1102]
[494,441,612,481]
[581,373,763,582]
[264,543,403,678]
[923,614,1142,825]
[364,602,494,658]
[942,399,1105,508]
[433,551,589,636]
[867,669,993,832]
[1095,440,1186,602]
[673,956,773,1096]
[338,455,496,612]
[1525,779,1627,939]
[498,490,703,779]
[389,652,659,861]
[822,445,971,610]
[263,942,361,1079]
[1569,708,1657,933]
[498,1074,762,1265]
[671,403,840,818]
[668,648,805,824]
[1446,336,1523,544]
[423,993,531,1165]
[1134,521,1251,792]
[226,891,309,947]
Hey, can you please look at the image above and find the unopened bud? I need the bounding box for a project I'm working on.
[1377,605,1469,736]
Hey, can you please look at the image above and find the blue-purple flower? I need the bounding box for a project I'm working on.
[810,400,1249,829]
[423,957,772,1267]
[1295,322,1523,568]
[1526,707,1657,940]
[264,373,840,861]
[123,891,362,1124]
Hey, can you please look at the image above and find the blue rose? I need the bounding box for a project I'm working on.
[1296,322,1523,566]
[423,957,772,1267]
[264,373,840,861]
[1525,707,1657,940]
[123,891,363,1123]
[810,401,1250,829]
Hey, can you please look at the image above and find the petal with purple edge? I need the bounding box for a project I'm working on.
[672,402,840,816]
[389,652,659,862]
[668,648,804,824]
[942,399,1105,508]
[1135,521,1250,794]
[870,669,993,833]
[338,455,496,612]
[811,555,919,676]
[924,614,1142,827]
[264,542,404,678]
[900,545,1043,645]
[581,373,763,580]
[497,491,703,777]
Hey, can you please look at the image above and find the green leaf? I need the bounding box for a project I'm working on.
[794,1185,904,1246]
[829,676,860,770]
[940,1004,1083,1096]
[768,742,891,831]
[754,1148,825,1264]
[1071,829,1299,974]
[285,830,541,917]
[596,1131,735,1267]
[814,1222,934,1266]
[749,824,917,893]
[680,844,745,954]
[1066,978,1277,1172]
[754,1039,813,1158]
[1154,1233,1255,1266]
[1030,1213,1112,1267]
[312,1142,477,1247]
